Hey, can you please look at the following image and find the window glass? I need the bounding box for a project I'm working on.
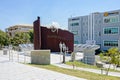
[103,15,119,24]
[104,27,118,34]
[104,41,118,47]
[71,18,79,21]
[70,22,79,26]
[72,31,78,35]
[74,41,79,44]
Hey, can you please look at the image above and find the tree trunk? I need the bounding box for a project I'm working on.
[106,63,111,76]
[63,52,65,63]
[0,44,2,50]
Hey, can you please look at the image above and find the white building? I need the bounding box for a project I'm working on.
[68,9,120,50]
[6,24,33,37]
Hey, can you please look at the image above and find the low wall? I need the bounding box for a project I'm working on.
[31,50,50,65]
[83,49,95,65]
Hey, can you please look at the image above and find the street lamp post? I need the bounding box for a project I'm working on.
[59,42,62,63]
[59,42,68,63]
[9,45,13,61]
[62,43,66,63]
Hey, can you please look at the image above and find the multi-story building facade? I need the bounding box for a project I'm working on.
[6,24,33,37]
[68,9,120,50]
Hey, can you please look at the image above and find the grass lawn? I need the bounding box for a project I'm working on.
[28,64,120,80]
[66,61,120,73]
[66,61,98,69]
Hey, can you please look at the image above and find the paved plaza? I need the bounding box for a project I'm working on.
[0,50,120,80]
[51,53,120,77]
[0,50,86,80]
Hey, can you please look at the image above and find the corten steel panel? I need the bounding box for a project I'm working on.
[41,27,74,52]
[33,17,74,52]
[33,17,41,50]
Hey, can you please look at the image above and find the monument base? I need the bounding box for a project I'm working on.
[83,49,95,65]
[31,50,50,65]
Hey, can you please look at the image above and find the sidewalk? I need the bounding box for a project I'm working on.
[0,51,86,80]
[0,50,120,79]
[54,63,120,77]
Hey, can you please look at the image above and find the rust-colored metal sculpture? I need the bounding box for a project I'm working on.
[33,17,74,52]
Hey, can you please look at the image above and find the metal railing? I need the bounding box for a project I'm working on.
[0,44,33,63]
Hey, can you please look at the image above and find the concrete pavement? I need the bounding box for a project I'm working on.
[0,50,120,80]
[0,50,86,80]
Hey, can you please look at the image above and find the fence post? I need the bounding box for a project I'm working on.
[17,53,19,62]
[24,52,26,63]
[9,49,10,61]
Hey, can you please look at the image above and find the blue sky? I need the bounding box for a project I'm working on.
[0,0,120,31]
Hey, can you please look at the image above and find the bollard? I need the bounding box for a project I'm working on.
[73,64,75,69]
[101,68,103,74]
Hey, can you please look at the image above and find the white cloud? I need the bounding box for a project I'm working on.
[44,21,68,30]
[51,22,60,28]
[45,21,65,29]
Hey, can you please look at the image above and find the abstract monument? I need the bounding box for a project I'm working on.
[33,17,74,52]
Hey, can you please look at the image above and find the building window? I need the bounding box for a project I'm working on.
[86,22,88,25]
[104,41,118,47]
[99,21,101,24]
[99,32,101,36]
[71,18,79,21]
[72,31,78,35]
[95,21,97,24]
[74,41,79,44]
[86,33,88,36]
[83,33,84,36]
[70,22,79,26]
[104,27,118,34]
[82,22,85,26]
[103,15,119,24]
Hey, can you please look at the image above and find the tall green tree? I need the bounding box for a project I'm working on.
[100,47,120,75]
[108,48,119,65]
[28,29,33,43]
[0,30,9,49]
[12,32,30,46]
